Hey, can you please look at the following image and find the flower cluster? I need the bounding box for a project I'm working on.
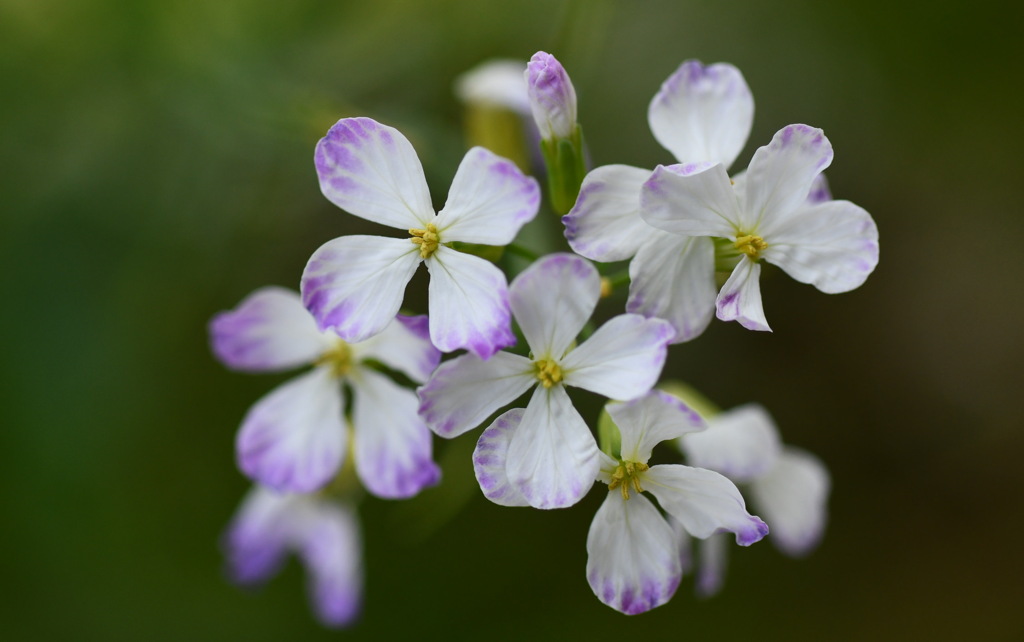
[210,51,876,624]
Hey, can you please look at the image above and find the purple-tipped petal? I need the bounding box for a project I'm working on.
[417,351,535,438]
[297,501,363,628]
[353,314,440,384]
[426,247,516,359]
[586,492,682,614]
[302,235,421,343]
[434,147,540,245]
[716,258,770,332]
[526,51,577,139]
[744,124,833,230]
[351,369,440,499]
[223,486,293,585]
[473,408,531,507]
[563,165,660,262]
[695,534,729,598]
[640,163,740,237]
[510,252,600,359]
[627,232,716,343]
[648,60,754,169]
[315,117,433,229]
[505,385,600,509]
[750,446,830,557]
[210,287,330,372]
[761,199,879,294]
[680,404,782,483]
[561,314,675,401]
[645,464,769,545]
[608,391,706,463]
[236,368,346,493]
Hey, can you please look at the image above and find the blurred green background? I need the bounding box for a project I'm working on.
[3,0,1022,639]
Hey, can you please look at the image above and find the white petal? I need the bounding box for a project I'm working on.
[750,447,830,557]
[509,253,599,358]
[302,235,421,343]
[351,369,440,499]
[695,533,729,598]
[762,199,879,293]
[627,232,716,343]
[223,486,294,584]
[563,165,661,262]
[315,117,433,229]
[644,464,769,545]
[648,60,753,169]
[473,408,531,507]
[680,403,782,483]
[505,385,600,509]
[561,314,674,400]
[433,146,540,245]
[586,492,682,614]
[454,59,531,113]
[426,246,516,359]
[417,351,535,438]
[716,258,770,331]
[640,163,741,237]
[210,287,331,372]
[744,124,833,230]
[608,391,706,463]
[352,315,440,384]
[236,367,346,493]
[296,500,363,628]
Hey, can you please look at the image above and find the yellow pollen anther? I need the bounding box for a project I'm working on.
[315,339,353,378]
[534,358,563,388]
[409,223,440,259]
[599,277,613,299]
[608,460,650,500]
[734,234,768,259]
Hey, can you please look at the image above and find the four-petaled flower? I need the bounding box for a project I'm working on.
[419,253,675,509]
[563,60,755,342]
[679,403,831,595]
[210,286,441,497]
[224,485,362,628]
[471,391,768,614]
[303,117,540,359]
[641,123,879,331]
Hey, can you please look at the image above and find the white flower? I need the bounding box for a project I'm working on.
[641,124,879,331]
[419,253,675,509]
[680,403,831,594]
[563,60,754,342]
[303,117,540,359]
[224,485,362,628]
[210,286,441,497]
[470,391,767,614]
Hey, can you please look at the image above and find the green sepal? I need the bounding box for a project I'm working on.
[597,407,622,458]
[540,125,587,216]
[447,241,504,263]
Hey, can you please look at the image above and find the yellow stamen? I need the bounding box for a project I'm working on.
[315,339,353,378]
[734,234,768,259]
[599,277,613,299]
[534,358,563,388]
[409,223,440,259]
[607,460,650,500]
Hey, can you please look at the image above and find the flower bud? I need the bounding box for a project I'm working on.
[526,51,578,140]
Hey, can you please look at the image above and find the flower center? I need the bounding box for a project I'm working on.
[315,339,353,378]
[734,234,768,259]
[534,358,563,388]
[608,460,649,500]
[409,223,440,259]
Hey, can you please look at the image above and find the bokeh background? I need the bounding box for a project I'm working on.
[3,0,1022,639]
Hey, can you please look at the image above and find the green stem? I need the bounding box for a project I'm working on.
[505,243,541,262]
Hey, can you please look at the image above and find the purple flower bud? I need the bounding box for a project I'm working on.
[526,51,578,140]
